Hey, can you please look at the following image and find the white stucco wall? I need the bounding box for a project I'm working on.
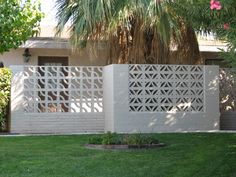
[103,64,220,133]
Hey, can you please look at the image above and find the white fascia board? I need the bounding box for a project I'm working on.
[20,39,71,49]
[20,38,228,53]
[199,45,227,52]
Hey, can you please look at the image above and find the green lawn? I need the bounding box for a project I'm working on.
[0,133,236,177]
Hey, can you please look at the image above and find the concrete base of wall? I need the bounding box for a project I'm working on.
[10,113,104,134]
[108,113,220,133]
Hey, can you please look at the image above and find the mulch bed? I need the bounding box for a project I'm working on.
[85,143,166,150]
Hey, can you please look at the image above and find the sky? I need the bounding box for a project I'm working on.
[40,0,57,25]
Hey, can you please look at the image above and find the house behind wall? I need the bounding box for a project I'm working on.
[0,38,108,67]
[0,35,227,67]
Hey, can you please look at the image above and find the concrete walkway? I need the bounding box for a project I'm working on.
[0,130,236,137]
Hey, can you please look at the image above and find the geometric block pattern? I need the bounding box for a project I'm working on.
[129,65,205,112]
[23,66,103,113]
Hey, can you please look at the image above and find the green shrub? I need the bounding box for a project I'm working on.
[88,135,103,144]
[123,133,159,145]
[141,134,159,145]
[123,133,144,145]
[0,68,12,131]
[88,132,160,146]
[102,132,121,145]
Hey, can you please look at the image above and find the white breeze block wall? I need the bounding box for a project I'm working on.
[103,64,219,133]
[10,65,104,134]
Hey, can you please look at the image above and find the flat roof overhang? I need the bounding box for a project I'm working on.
[20,37,227,52]
[20,37,71,49]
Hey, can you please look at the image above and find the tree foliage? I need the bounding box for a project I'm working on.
[0,0,43,53]
[0,68,11,131]
[209,0,236,67]
[56,0,202,64]
[172,0,236,66]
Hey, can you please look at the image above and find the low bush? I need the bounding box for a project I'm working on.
[102,132,121,145]
[88,132,160,145]
[88,135,103,144]
[0,68,11,131]
[88,132,121,145]
[123,133,144,145]
[123,133,159,145]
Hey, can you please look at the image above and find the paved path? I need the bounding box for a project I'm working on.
[0,131,236,137]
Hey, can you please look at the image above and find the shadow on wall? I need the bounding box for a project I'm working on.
[120,112,219,133]
[220,69,236,112]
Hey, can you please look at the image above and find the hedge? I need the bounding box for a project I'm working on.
[0,68,11,131]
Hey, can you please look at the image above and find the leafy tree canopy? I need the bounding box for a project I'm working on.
[0,0,43,53]
[55,0,236,65]
[208,0,236,66]
[172,0,236,66]
[56,0,202,64]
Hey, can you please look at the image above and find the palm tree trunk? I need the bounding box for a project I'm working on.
[176,23,203,65]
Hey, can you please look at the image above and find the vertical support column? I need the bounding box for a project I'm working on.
[91,67,94,112]
[103,65,129,132]
[204,65,220,129]
[103,65,115,132]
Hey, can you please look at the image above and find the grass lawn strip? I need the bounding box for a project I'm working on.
[0,133,235,177]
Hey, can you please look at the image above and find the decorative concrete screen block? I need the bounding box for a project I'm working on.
[103,64,220,133]
[10,65,104,134]
[23,66,103,113]
[11,64,220,134]
[129,65,204,112]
